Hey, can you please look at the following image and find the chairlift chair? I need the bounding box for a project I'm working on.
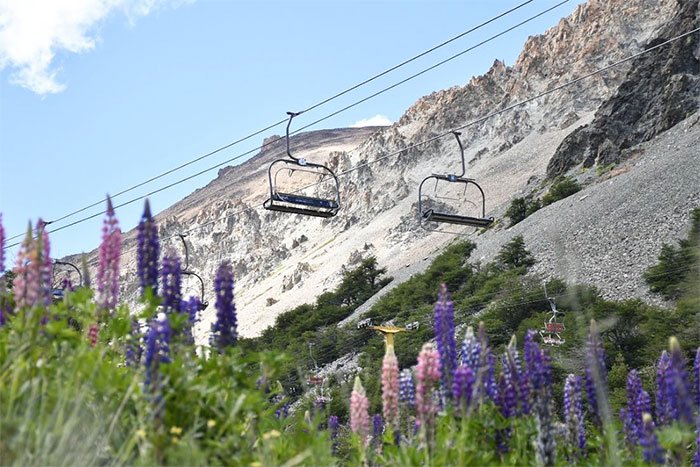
[538,285,565,346]
[263,112,341,218]
[51,260,82,303]
[178,234,209,311]
[418,131,494,232]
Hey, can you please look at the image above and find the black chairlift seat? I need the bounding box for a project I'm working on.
[263,112,341,218]
[422,209,494,228]
[417,131,494,231]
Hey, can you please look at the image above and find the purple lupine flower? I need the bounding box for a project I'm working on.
[160,253,182,313]
[564,374,586,451]
[585,320,607,424]
[399,369,415,408]
[622,369,649,445]
[0,213,5,274]
[452,365,475,412]
[694,348,700,409]
[181,296,201,343]
[433,284,457,394]
[484,346,498,402]
[666,337,694,424]
[329,415,340,454]
[38,220,52,306]
[125,319,143,367]
[275,401,290,419]
[460,326,481,370]
[137,199,159,295]
[13,223,42,309]
[524,330,550,391]
[497,363,517,419]
[372,413,384,453]
[503,336,530,415]
[96,197,121,311]
[693,431,699,467]
[656,351,672,425]
[144,312,171,389]
[211,261,237,350]
[639,413,664,464]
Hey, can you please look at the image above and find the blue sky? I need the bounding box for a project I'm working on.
[0,0,584,261]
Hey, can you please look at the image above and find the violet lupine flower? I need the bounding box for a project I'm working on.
[382,345,400,432]
[663,337,694,424]
[125,319,143,367]
[452,365,475,412]
[372,414,384,453]
[350,376,370,447]
[329,415,340,454]
[13,223,42,309]
[639,413,664,464]
[144,312,171,389]
[433,284,457,394]
[563,374,586,451]
[622,369,650,445]
[275,401,290,419]
[694,348,700,409]
[497,364,517,419]
[503,336,530,415]
[585,320,607,424]
[137,200,160,295]
[656,351,673,425]
[182,296,201,343]
[693,431,699,467]
[484,346,498,402]
[524,330,550,392]
[460,326,481,370]
[160,253,182,313]
[211,261,237,351]
[399,369,416,408]
[96,197,121,311]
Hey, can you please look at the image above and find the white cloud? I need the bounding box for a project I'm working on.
[350,114,392,128]
[0,0,188,95]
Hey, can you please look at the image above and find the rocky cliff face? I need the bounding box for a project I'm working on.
[547,0,699,177]
[78,0,692,340]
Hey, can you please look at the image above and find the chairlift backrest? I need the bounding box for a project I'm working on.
[263,112,341,218]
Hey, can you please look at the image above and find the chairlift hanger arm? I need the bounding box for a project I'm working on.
[178,233,191,271]
[286,111,302,163]
[181,270,209,310]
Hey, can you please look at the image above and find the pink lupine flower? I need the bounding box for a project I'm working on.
[350,376,370,447]
[382,344,400,432]
[97,197,121,312]
[415,342,441,446]
[13,223,42,309]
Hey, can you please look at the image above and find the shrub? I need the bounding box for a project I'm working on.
[542,176,581,206]
[505,197,542,226]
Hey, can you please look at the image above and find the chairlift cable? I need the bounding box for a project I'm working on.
[2,0,538,244]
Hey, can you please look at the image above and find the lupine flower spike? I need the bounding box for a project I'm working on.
[694,347,700,409]
[621,369,650,446]
[658,337,694,424]
[350,376,370,448]
[640,413,664,464]
[328,415,340,455]
[585,320,608,425]
[452,365,475,413]
[382,343,400,433]
[433,284,457,394]
[564,374,586,452]
[137,199,160,295]
[372,414,384,454]
[415,342,441,448]
[144,312,171,389]
[160,252,182,313]
[97,196,121,313]
[13,223,41,309]
[211,261,237,351]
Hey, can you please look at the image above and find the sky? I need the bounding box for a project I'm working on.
[0,0,586,262]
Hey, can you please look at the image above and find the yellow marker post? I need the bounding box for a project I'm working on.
[369,325,408,351]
